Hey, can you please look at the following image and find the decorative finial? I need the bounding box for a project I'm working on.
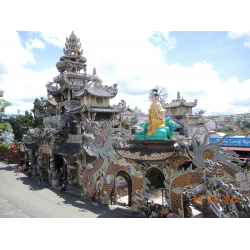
[177,91,180,101]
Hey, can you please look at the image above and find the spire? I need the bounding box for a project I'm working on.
[64,31,83,56]
[177,91,180,101]
[69,31,77,40]
[90,66,102,83]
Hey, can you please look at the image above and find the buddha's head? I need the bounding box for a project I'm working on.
[151,89,159,103]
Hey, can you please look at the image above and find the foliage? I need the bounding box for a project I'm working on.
[0,90,12,133]
[233,162,244,167]
[0,90,11,115]
[31,98,45,115]
[8,98,46,142]
[0,143,11,155]
[0,119,12,132]
[31,98,46,127]
[218,127,235,134]
[9,111,37,142]
[226,181,236,185]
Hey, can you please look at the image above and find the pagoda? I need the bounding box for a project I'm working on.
[24,31,136,188]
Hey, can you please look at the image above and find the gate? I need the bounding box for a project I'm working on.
[111,170,132,206]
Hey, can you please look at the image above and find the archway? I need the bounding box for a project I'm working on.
[170,171,204,217]
[54,155,66,179]
[145,167,165,205]
[84,157,145,211]
[111,170,132,207]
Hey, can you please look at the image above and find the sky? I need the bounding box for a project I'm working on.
[1,30,250,116]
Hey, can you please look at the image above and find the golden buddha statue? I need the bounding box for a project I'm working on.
[146,89,166,136]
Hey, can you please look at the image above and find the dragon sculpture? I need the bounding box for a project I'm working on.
[182,132,250,218]
[191,131,243,171]
[82,118,133,199]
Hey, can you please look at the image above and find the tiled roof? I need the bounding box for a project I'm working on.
[47,98,57,106]
[67,106,86,114]
[53,143,82,157]
[163,99,197,108]
[131,116,148,128]
[113,144,176,161]
[32,131,69,142]
[87,106,125,113]
[122,115,138,126]
[24,142,39,150]
[86,85,117,98]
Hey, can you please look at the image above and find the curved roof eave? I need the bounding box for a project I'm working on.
[47,81,67,95]
[85,85,118,99]
[87,106,125,113]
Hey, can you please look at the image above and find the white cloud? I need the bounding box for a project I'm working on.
[27,39,45,50]
[159,31,177,50]
[244,41,250,48]
[0,31,35,68]
[228,31,250,39]
[0,32,57,114]
[228,31,250,49]
[1,31,250,117]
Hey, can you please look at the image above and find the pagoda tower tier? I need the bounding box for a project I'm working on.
[56,31,87,74]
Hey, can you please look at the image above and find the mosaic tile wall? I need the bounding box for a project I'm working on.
[170,171,204,216]
[82,157,144,212]
[219,162,238,178]
[82,153,236,216]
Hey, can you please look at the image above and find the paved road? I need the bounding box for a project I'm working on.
[0,161,137,218]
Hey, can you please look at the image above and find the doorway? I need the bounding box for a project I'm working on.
[111,170,132,207]
[54,155,67,179]
[145,167,165,205]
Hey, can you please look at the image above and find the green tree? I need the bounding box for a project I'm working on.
[0,90,12,133]
[0,90,11,115]
[0,143,11,156]
[8,111,35,142]
[31,98,45,127]
[8,98,45,142]
[31,98,45,115]
[0,120,12,132]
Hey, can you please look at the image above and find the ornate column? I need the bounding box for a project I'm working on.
[36,149,43,176]
[76,125,81,135]
[68,89,71,101]
[92,112,97,121]
[31,150,38,176]
[79,153,86,188]
[63,157,76,188]
[48,155,60,186]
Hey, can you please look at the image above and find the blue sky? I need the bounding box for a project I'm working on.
[1,30,250,116]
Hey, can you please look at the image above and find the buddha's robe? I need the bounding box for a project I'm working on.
[146,102,165,136]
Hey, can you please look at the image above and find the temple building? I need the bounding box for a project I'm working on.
[22,32,245,218]
[24,31,137,188]
[163,91,209,142]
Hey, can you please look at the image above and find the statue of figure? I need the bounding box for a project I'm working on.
[135,89,178,140]
[146,89,166,136]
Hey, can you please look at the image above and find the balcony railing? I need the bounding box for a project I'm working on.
[68,134,82,141]
[43,115,73,124]
[54,72,91,82]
